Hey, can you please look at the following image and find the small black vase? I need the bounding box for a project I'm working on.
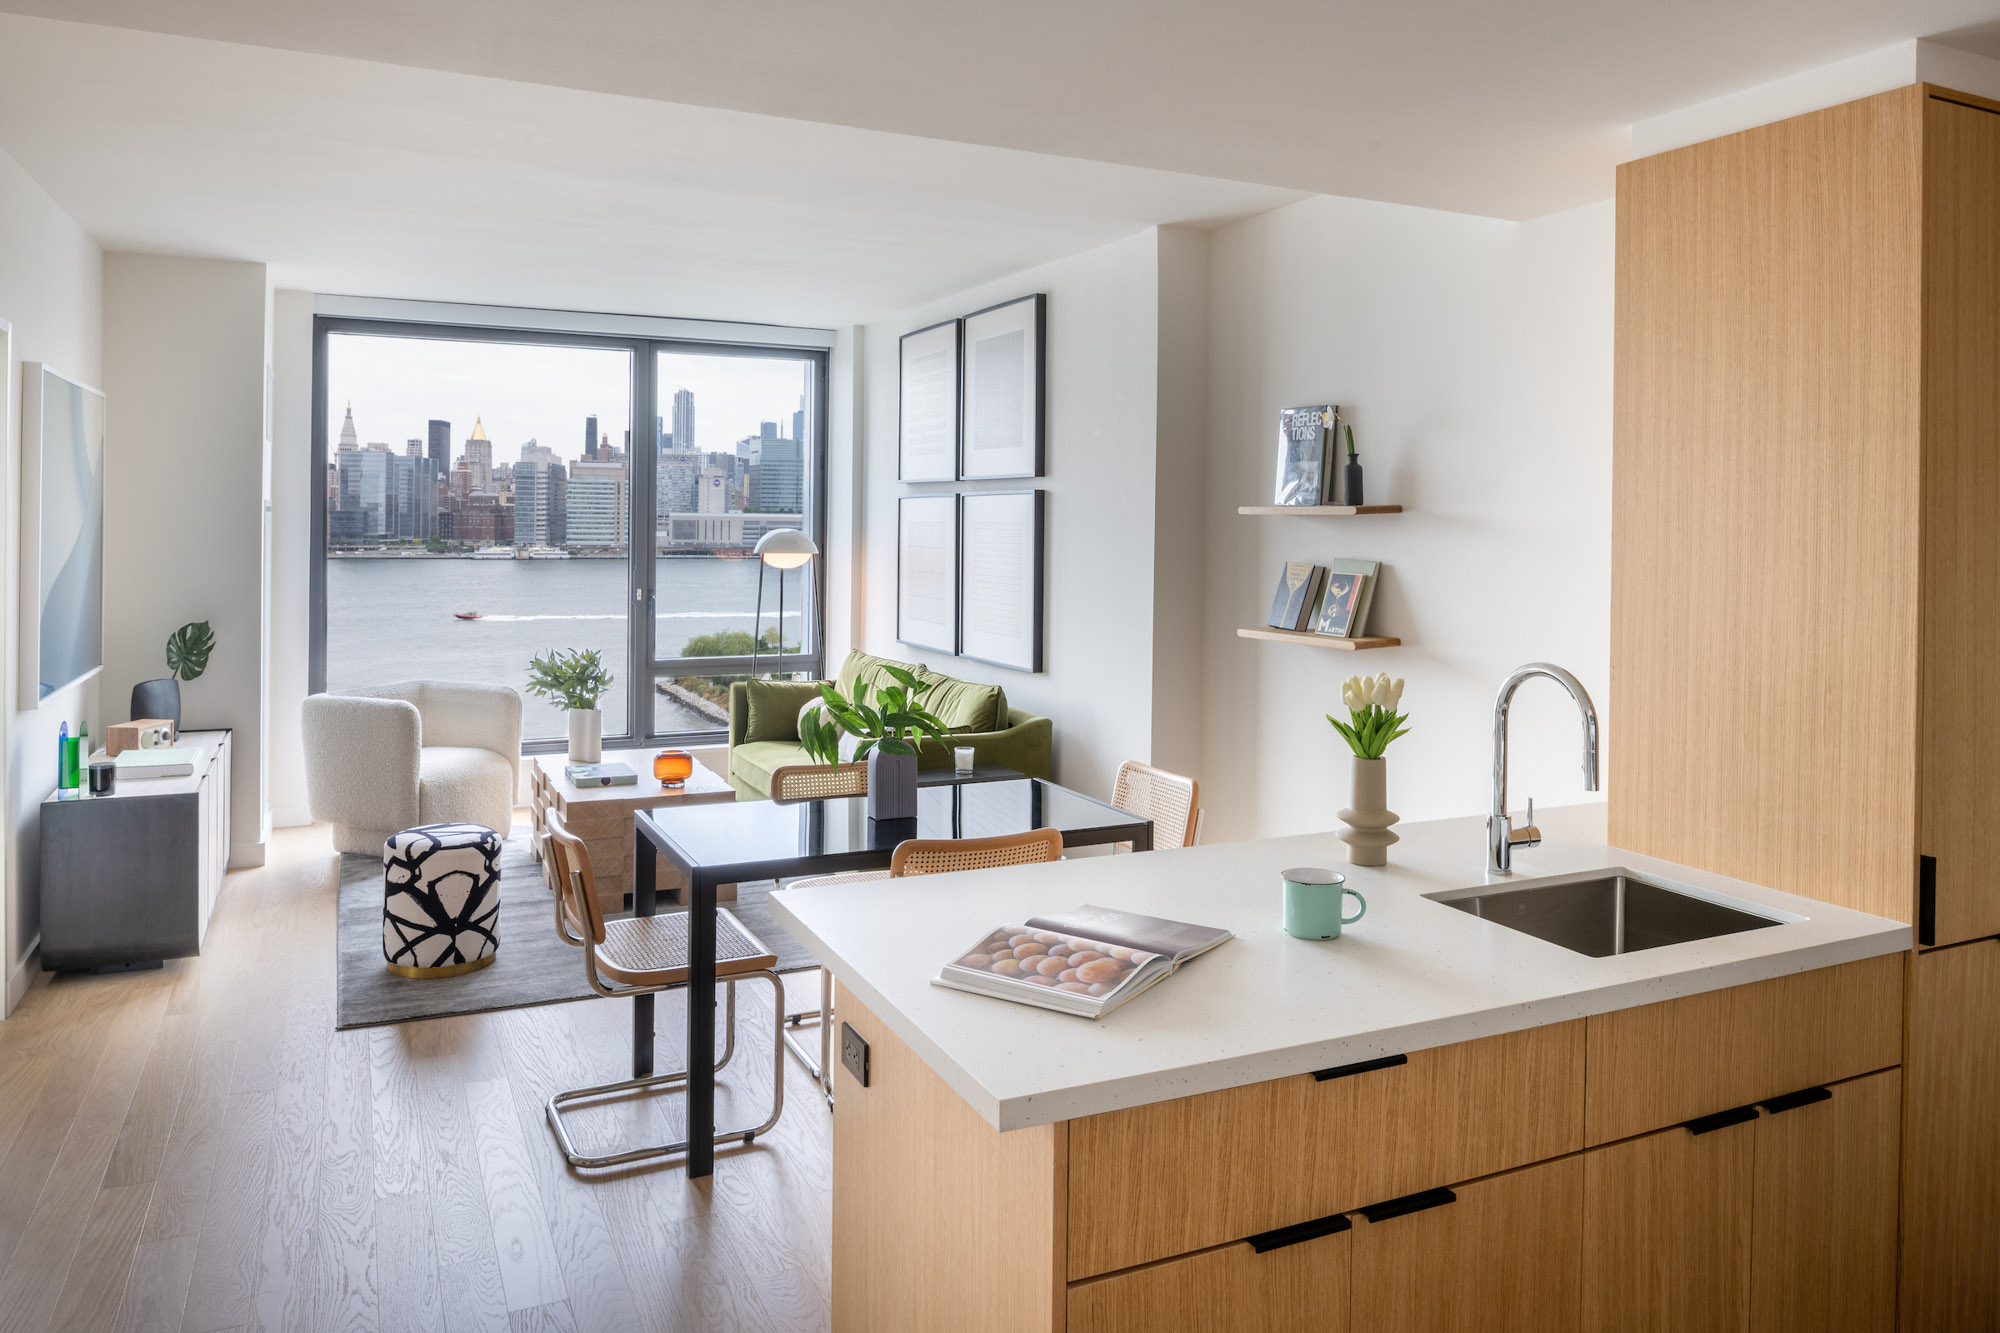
[1344,453,1365,507]
[131,678,182,731]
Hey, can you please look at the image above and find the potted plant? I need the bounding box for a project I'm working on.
[797,665,951,820]
[130,621,215,732]
[526,648,615,763]
[1327,673,1409,866]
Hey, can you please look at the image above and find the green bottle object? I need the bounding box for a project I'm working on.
[58,732,81,790]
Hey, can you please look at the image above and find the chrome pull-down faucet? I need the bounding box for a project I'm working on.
[1489,663,1600,874]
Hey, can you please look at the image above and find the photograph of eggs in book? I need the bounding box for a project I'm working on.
[956,927,1159,995]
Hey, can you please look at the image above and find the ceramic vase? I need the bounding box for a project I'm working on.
[1337,756,1400,866]
[866,749,918,821]
[567,708,603,764]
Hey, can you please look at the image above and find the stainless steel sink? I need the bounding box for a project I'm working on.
[1425,868,1788,957]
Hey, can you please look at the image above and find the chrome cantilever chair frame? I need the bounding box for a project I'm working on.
[544,810,785,1169]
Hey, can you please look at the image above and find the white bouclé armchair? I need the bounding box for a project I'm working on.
[302,681,523,854]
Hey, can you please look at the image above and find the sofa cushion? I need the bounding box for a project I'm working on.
[744,679,804,743]
[919,672,1005,733]
[729,739,806,796]
[836,650,914,702]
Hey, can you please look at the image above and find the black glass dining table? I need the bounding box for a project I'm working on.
[631,778,1154,1177]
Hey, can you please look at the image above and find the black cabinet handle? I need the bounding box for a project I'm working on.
[1759,1086,1832,1115]
[1682,1105,1760,1135]
[1247,1212,1352,1254]
[1359,1187,1457,1223]
[1919,855,1936,948]
[1312,1053,1408,1082]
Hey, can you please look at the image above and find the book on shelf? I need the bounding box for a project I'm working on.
[1267,561,1326,630]
[1273,405,1339,506]
[565,761,638,788]
[110,746,198,778]
[1313,559,1381,637]
[932,905,1232,1018]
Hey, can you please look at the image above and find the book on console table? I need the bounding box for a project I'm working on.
[565,761,638,787]
[932,905,1231,1018]
[109,746,199,779]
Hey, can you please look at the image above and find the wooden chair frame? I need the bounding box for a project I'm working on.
[543,809,785,1169]
[769,761,868,803]
[888,827,1066,876]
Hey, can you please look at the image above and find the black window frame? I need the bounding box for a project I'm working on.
[310,313,831,752]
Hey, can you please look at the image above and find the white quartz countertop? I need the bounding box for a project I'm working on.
[767,804,1910,1131]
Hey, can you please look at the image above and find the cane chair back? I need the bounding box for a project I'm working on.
[1110,760,1202,850]
[545,809,608,946]
[889,828,1065,877]
[770,762,869,803]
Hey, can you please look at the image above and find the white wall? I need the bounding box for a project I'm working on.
[102,253,271,865]
[0,146,102,1008]
[858,229,1171,799]
[1199,194,1614,841]
[267,289,313,827]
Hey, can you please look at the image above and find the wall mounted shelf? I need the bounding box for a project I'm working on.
[1238,504,1402,516]
[1237,626,1401,651]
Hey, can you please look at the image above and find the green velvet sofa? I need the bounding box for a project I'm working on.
[726,650,1052,799]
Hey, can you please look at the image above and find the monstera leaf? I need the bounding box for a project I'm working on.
[166,621,216,682]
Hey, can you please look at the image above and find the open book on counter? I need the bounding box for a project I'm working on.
[931,905,1232,1018]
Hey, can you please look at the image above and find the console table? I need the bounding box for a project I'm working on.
[527,748,735,911]
[40,729,231,971]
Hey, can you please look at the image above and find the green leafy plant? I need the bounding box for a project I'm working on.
[798,666,951,763]
[1327,673,1410,759]
[1344,421,1358,457]
[165,621,215,682]
[524,648,614,711]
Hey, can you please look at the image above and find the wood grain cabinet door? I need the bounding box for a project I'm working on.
[1348,1156,1583,1333]
[1581,1117,1754,1333]
[1749,1070,1900,1333]
[1067,1227,1348,1333]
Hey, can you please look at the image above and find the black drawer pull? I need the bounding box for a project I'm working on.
[1759,1086,1832,1115]
[1683,1105,1759,1136]
[1359,1187,1456,1223]
[1312,1053,1408,1082]
[1247,1212,1352,1254]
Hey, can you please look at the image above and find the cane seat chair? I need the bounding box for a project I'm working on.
[768,761,868,803]
[543,809,785,1169]
[1110,760,1202,851]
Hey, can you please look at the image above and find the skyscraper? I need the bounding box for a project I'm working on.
[749,438,804,514]
[671,389,695,454]
[568,459,629,548]
[463,417,493,493]
[405,438,423,457]
[584,415,599,461]
[513,458,568,547]
[338,402,359,452]
[427,419,451,474]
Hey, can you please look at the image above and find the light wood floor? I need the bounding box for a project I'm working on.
[0,820,834,1333]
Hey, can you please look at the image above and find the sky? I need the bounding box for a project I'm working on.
[325,332,814,468]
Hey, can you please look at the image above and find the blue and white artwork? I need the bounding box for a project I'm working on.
[30,365,104,701]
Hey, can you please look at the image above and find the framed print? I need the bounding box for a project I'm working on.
[897,493,959,654]
[20,361,106,706]
[958,490,1044,673]
[898,318,960,482]
[960,293,1045,480]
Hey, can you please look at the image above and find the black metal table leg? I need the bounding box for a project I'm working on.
[687,870,717,1178]
[632,820,656,1080]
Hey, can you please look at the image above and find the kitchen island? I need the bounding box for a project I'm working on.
[769,805,1911,1333]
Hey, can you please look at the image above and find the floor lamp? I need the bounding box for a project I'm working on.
[751,528,818,681]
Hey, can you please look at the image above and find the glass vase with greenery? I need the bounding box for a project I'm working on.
[797,666,951,764]
[524,648,614,711]
[1327,673,1409,759]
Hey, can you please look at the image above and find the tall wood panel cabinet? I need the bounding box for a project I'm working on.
[1611,82,2000,1330]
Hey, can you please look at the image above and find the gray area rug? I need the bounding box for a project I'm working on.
[336,825,819,1029]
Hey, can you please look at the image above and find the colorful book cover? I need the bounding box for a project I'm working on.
[1267,561,1323,630]
[1273,405,1337,506]
[1314,571,1366,637]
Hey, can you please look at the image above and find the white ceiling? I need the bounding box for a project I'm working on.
[3,1,2000,323]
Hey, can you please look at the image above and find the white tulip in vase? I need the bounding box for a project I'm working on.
[1327,673,1410,866]
[525,648,615,764]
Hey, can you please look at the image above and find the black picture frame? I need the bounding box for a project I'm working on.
[959,293,1045,481]
[895,493,960,655]
[898,317,961,483]
[957,489,1045,673]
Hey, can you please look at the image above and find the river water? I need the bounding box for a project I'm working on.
[326,556,810,740]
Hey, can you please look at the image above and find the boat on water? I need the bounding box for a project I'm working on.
[469,546,516,560]
[454,611,484,621]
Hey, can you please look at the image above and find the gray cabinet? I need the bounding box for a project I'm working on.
[40,730,232,971]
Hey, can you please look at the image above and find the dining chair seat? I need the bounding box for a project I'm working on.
[592,909,778,988]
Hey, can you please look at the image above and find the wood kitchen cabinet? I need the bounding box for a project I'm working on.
[1068,1225,1349,1333]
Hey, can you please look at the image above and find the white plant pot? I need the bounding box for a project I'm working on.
[567,708,603,764]
[1336,756,1402,866]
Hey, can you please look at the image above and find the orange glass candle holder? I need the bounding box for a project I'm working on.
[654,749,693,788]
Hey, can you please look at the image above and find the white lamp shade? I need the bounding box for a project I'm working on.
[755,527,818,570]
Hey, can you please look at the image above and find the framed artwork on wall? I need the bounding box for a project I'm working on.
[960,294,1045,480]
[896,493,960,654]
[20,361,106,707]
[898,318,960,483]
[958,489,1044,673]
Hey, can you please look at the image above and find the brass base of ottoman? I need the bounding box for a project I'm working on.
[386,954,496,980]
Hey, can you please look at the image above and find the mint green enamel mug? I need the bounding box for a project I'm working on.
[1282,867,1367,940]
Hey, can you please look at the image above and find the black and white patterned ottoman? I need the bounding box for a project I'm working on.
[382,823,502,978]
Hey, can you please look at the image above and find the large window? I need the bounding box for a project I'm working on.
[311,314,828,747]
